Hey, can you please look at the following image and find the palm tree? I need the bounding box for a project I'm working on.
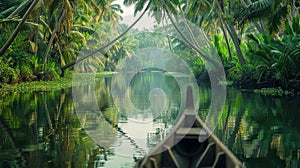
[181,0,233,61]
[37,0,225,76]
[100,0,123,24]
[123,0,224,68]
[60,0,152,76]
[42,0,73,66]
[90,0,123,26]
[42,0,122,71]
[0,0,39,56]
[178,0,247,66]
[124,0,179,23]
[62,0,219,75]
[216,0,247,66]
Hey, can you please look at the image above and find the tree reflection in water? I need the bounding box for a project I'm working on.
[0,75,300,167]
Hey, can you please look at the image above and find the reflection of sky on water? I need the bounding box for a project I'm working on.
[104,116,168,168]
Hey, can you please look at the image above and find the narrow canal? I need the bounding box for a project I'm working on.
[0,72,299,167]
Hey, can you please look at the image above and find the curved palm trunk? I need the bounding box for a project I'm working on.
[217,0,246,66]
[164,5,222,69]
[43,7,66,66]
[226,24,246,66]
[60,5,149,77]
[0,0,39,56]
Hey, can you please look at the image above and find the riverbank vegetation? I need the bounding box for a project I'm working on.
[0,0,299,94]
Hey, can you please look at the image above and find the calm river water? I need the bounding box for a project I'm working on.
[0,72,300,168]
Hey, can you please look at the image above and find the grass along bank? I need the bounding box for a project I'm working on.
[0,72,117,96]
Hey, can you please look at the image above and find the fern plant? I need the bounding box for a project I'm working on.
[246,32,300,88]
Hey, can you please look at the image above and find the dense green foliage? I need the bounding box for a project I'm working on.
[1,1,300,167]
[0,0,299,93]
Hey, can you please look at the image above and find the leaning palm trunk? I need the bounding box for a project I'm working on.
[226,24,246,66]
[163,2,222,69]
[178,7,200,49]
[60,3,150,77]
[0,0,39,56]
[219,20,233,61]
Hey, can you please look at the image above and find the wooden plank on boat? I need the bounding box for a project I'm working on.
[175,127,207,139]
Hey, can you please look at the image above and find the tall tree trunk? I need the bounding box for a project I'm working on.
[0,0,39,56]
[226,24,246,66]
[217,0,246,65]
[220,21,233,61]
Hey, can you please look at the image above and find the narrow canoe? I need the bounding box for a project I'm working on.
[135,86,243,168]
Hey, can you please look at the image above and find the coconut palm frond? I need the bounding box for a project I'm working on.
[0,5,17,19]
[267,5,288,34]
[238,0,273,26]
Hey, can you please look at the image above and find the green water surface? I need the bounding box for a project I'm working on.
[0,72,299,168]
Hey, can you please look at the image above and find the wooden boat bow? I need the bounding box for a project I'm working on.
[135,86,243,168]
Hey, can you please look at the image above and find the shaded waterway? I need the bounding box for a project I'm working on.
[0,72,299,167]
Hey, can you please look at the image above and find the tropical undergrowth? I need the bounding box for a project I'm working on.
[229,17,300,93]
